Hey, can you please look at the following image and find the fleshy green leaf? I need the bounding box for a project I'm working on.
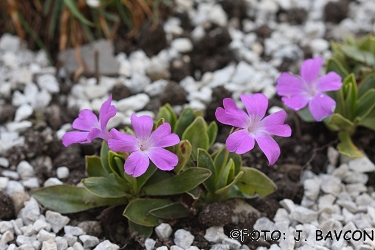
[237,167,277,196]
[337,131,364,158]
[149,203,190,219]
[128,220,153,238]
[100,141,112,174]
[64,0,94,26]
[143,167,211,196]
[325,113,355,133]
[174,108,196,137]
[123,199,172,227]
[173,140,192,174]
[134,164,157,194]
[207,121,218,148]
[215,159,234,190]
[156,104,177,129]
[215,171,244,196]
[182,117,209,158]
[32,185,125,213]
[355,89,375,121]
[297,106,315,122]
[86,156,108,178]
[341,45,375,66]
[82,176,128,198]
[358,109,375,131]
[342,73,358,121]
[108,151,125,180]
[358,74,375,98]
[197,149,216,193]
[326,57,349,79]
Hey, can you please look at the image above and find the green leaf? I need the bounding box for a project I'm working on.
[108,151,125,180]
[182,117,209,158]
[82,177,128,198]
[207,121,218,148]
[123,198,172,227]
[134,164,157,194]
[216,159,234,190]
[325,113,355,133]
[64,0,94,26]
[358,109,375,131]
[100,141,112,174]
[337,131,364,158]
[86,156,108,178]
[185,187,201,200]
[215,171,244,197]
[197,149,216,193]
[358,74,375,98]
[341,45,375,66]
[149,203,190,219]
[174,140,192,174]
[128,220,153,238]
[355,89,375,121]
[326,57,349,79]
[297,106,316,122]
[156,104,177,129]
[32,185,125,213]
[174,108,196,137]
[342,73,358,120]
[155,118,165,128]
[237,167,277,196]
[143,167,211,196]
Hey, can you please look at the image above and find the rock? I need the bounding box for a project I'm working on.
[1,230,14,244]
[144,79,168,97]
[77,221,102,238]
[318,194,336,210]
[327,146,339,166]
[93,240,119,250]
[14,104,33,122]
[37,229,56,242]
[320,175,341,194]
[145,238,156,250]
[309,38,329,53]
[6,121,33,133]
[58,39,119,76]
[72,242,84,250]
[41,239,57,250]
[44,178,63,187]
[304,178,321,201]
[83,85,108,100]
[231,61,256,85]
[155,223,173,240]
[79,235,99,248]
[56,236,68,250]
[208,64,235,88]
[208,4,228,27]
[254,217,276,232]
[174,229,194,249]
[17,161,34,180]
[348,157,375,173]
[56,167,70,179]
[64,226,86,236]
[336,200,358,213]
[2,170,19,180]
[156,247,168,250]
[222,238,241,250]
[21,197,40,224]
[64,234,77,247]
[279,199,295,213]
[0,157,10,168]
[171,38,193,53]
[289,206,318,223]
[116,93,150,112]
[204,226,227,243]
[0,177,9,190]
[22,177,39,188]
[126,73,151,94]
[273,208,290,223]
[46,211,70,233]
[0,33,21,52]
[37,74,60,93]
[210,243,230,250]
[33,219,50,233]
[346,183,367,193]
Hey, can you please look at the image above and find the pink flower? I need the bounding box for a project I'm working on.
[215,93,291,165]
[62,95,116,146]
[276,57,342,121]
[108,114,180,177]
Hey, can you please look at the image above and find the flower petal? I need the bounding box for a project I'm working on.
[276,73,305,96]
[149,123,180,148]
[86,128,102,143]
[281,95,309,111]
[240,93,268,121]
[99,95,117,131]
[262,124,292,137]
[62,131,89,147]
[131,114,153,140]
[309,94,336,121]
[300,57,323,84]
[72,109,99,131]
[147,148,178,171]
[215,98,249,128]
[254,133,280,165]
[317,72,343,92]
[124,151,149,177]
[226,129,255,154]
[261,110,287,125]
[108,129,138,152]
[260,110,292,137]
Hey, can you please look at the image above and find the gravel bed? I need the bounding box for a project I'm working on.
[1,0,375,249]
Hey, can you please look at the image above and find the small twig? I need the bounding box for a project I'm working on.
[94,50,99,85]
[302,139,339,172]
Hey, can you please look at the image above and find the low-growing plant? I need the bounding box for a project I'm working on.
[33,93,290,237]
[276,35,375,158]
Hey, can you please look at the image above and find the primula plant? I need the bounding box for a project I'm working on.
[277,35,375,158]
[32,93,288,236]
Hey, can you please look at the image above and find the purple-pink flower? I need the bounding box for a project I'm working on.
[62,95,116,147]
[108,114,180,177]
[276,57,342,121]
[215,93,291,165]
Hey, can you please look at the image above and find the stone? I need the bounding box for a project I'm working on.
[0,33,20,52]
[77,221,102,238]
[56,167,70,179]
[83,85,108,100]
[320,175,341,194]
[348,157,375,173]
[144,79,168,97]
[116,93,150,112]
[33,219,50,232]
[343,171,368,184]
[279,199,295,213]
[0,221,13,234]
[72,242,84,250]
[64,234,77,247]
[231,61,256,85]
[309,38,329,53]
[37,74,60,93]
[204,226,227,243]
[41,239,57,250]
[145,238,156,250]
[210,243,230,250]
[93,240,119,250]
[56,236,68,250]
[46,210,70,235]
[44,178,63,187]
[304,178,321,201]
[254,217,276,231]
[64,226,85,236]
[16,235,37,246]
[346,183,367,193]
[37,229,56,242]
[155,223,173,240]
[1,230,14,244]
[208,64,235,88]
[327,146,339,166]
[21,224,36,236]
[2,171,19,180]
[12,190,30,215]
[58,39,119,76]
[0,177,9,190]
[79,235,99,248]
[21,198,40,224]
[170,246,184,250]
[208,4,227,27]
[0,157,9,168]
[6,121,33,133]
[273,208,290,223]
[289,206,318,223]
[22,177,39,189]
[174,229,194,249]
[318,194,336,210]
[171,38,193,53]
[156,247,168,250]
[356,193,373,206]
[14,104,33,122]
[17,161,34,180]
[337,200,358,213]
[222,238,241,250]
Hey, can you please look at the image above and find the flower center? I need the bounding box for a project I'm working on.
[304,80,317,98]
[138,138,150,151]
